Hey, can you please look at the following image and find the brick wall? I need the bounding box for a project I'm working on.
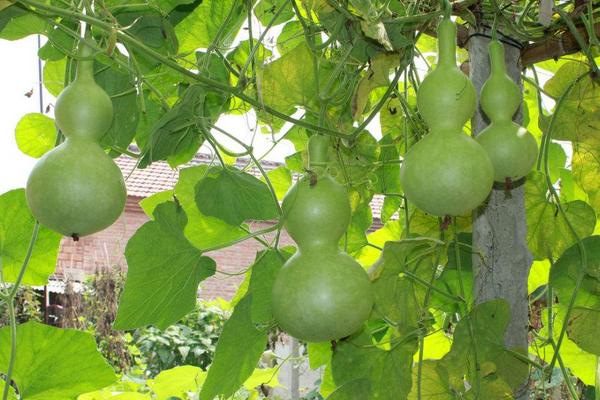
[56,196,293,301]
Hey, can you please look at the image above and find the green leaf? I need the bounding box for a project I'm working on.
[277,21,305,55]
[0,321,116,399]
[546,142,566,184]
[531,304,598,385]
[14,113,56,158]
[0,6,46,40]
[115,12,178,71]
[195,166,279,226]
[0,2,13,12]
[369,239,439,331]
[42,57,66,97]
[550,236,600,355]
[174,0,248,54]
[0,189,61,285]
[175,166,246,249]
[438,300,529,394]
[525,171,596,260]
[407,361,452,400]
[200,296,268,400]
[572,140,600,211]
[38,24,76,61]
[308,341,332,370]
[543,62,600,142]
[247,249,289,325]
[261,166,292,201]
[254,0,294,26]
[140,84,226,168]
[147,365,205,400]
[114,201,216,330]
[139,190,174,217]
[104,0,193,14]
[331,331,416,400]
[374,134,401,195]
[352,54,398,119]
[94,60,140,151]
[381,195,401,223]
[257,43,334,113]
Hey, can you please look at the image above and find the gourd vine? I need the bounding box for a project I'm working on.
[1,0,600,399]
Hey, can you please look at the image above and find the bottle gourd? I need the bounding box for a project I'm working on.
[476,40,538,183]
[272,135,373,342]
[400,17,494,216]
[26,38,126,238]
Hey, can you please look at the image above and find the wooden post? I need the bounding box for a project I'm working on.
[469,30,533,399]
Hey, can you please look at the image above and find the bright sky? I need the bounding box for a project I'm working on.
[0,36,46,193]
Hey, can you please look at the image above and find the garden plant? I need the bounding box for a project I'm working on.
[0,0,600,399]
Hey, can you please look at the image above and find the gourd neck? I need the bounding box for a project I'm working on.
[488,40,507,75]
[75,35,96,82]
[297,241,340,254]
[308,134,330,171]
[437,18,458,68]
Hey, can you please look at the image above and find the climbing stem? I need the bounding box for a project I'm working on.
[452,218,481,398]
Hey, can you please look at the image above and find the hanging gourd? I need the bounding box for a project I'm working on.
[26,35,126,238]
[271,135,373,342]
[476,40,538,183]
[400,17,494,216]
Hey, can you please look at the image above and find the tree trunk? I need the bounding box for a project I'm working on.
[469,31,533,399]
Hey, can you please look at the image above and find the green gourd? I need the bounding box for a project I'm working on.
[416,18,477,132]
[272,135,373,342]
[401,17,493,216]
[476,40,538,182]
[26,38,126,238]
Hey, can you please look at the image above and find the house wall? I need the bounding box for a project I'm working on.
[56,196,293,300]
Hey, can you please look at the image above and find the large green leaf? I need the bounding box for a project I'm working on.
[114,11,178,71]
[174,0,248,54]
[42,57,66,97]
[140,81,228,168]
[104,0,194,14]
[407,361,452,400]
[195,166,279,226]
[175,166,247,249]
[0,6,46,40]
[114,201,216,330]
[94,59,140,152]
[200,295,268,400]
[247,249,289,325]
[549,236,600,355]
[330,331,416,400]
[147,365,205,399]
[14,113,56,158]
[543,62,600,142]
[572,139,600,211]
[254,0,294,26]
[257,43,335,113]
[374,133,401,195]
[0,322,116,399]
[0,189,61,285]
[531,304,598,385]
[369,239,440,331]
[438,299,528,394]
[525,171,596,260]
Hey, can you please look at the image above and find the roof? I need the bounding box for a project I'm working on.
[115,152,388,221]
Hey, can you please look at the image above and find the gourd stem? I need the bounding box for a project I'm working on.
[488,40,507,75]
[308,134,330,169]
[437,17,457,67]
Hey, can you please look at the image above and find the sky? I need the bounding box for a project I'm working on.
[0,36,46,193]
